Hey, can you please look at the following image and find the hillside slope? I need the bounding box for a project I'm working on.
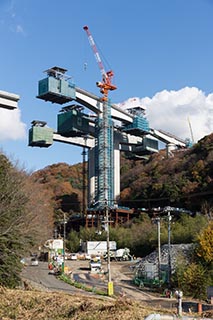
[120,133,213,212]
[32,134,213,216]
[0,287,180,319]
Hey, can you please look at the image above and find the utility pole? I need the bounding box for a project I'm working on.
[156,217,161,280]
[105,199,113,296]
[63,212,67,273]
[63,212,66,245]
[167,210,172,287]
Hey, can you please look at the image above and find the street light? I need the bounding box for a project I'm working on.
[152,217,161,280]
[63,212,66,244]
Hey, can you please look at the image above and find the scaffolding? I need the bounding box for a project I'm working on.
[94,100,114,209]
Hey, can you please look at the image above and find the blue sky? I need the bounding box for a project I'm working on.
[0,0,213,172]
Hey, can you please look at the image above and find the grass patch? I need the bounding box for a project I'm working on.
[58,273,108,296]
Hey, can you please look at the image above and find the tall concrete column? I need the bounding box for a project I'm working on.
[88,147,96,206]
[88,139,120,207]
[113,139,120,201]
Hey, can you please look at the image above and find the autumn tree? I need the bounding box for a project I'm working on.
[66,230,80,253]
[23,175,54,247]
[0,154,54,288]
[0,156,31,287]
[32,163,83,224]
[173,219,212,299]
[171,214,208,244]
[196,221,213,265]
[175,261,209,299]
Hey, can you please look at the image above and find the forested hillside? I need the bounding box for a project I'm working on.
[31,162,85,223]
[120,133,213,213]
[32,133,213,217]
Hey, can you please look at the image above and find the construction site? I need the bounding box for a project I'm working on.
[28,26,192,230]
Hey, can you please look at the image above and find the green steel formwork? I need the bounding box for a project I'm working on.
[37,77,76,104]
[144,137,158,150]
[57,110,89,137]
[133,137,159,155]
[28,126,53,147]
[123,115,149,134]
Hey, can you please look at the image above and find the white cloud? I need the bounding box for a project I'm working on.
[16,24,24,34]
[117,87,213,142]
[0,0,26,35]
[0,108,26,141]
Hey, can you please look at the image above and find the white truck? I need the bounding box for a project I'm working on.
[82,241,117,257]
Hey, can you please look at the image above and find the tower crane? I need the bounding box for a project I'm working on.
[83,25,117,101]
[83,24,116,209]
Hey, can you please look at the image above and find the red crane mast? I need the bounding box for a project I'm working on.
[83,25,117,101]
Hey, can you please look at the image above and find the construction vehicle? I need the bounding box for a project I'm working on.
[115,248,132,261]
[104,248,132,261]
